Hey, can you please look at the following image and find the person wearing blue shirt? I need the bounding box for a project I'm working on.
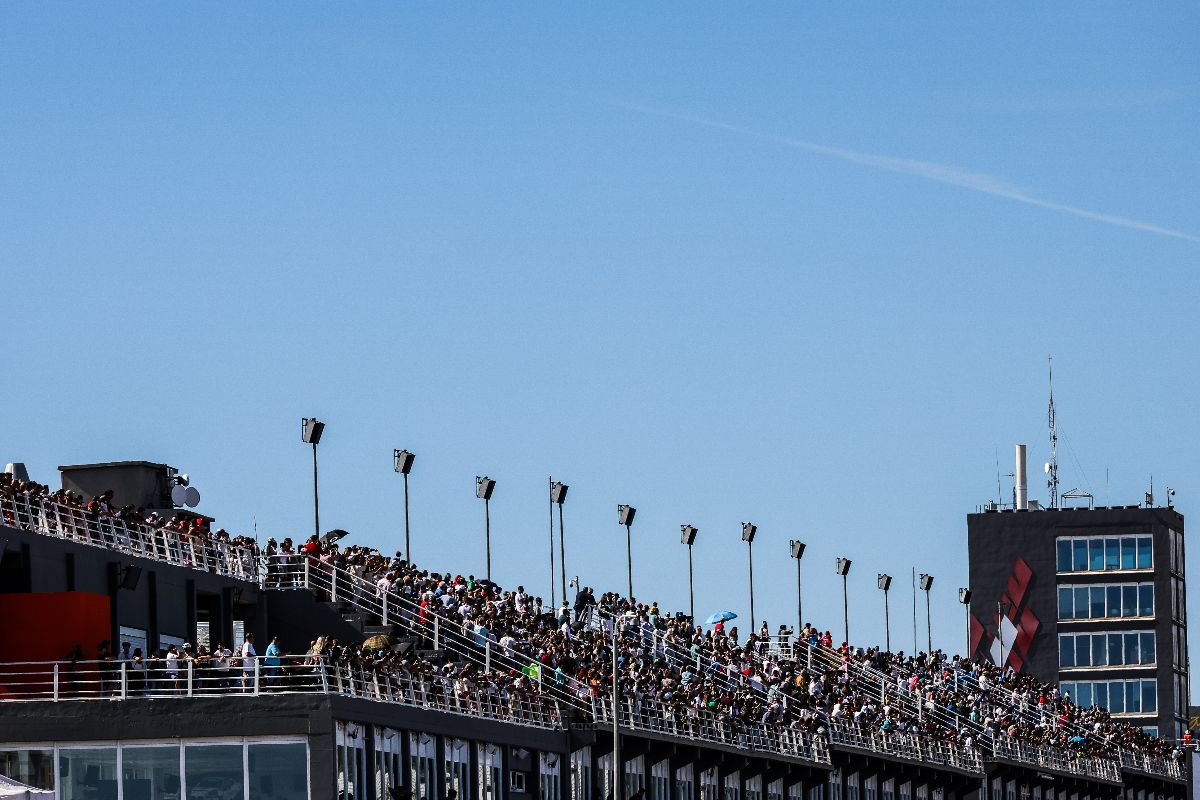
[264,636,283,688]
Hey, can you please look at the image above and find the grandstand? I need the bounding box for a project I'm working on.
[0,461,1189,800]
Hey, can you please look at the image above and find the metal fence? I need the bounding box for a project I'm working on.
[0,493,257,581]
[992,736,1122,783]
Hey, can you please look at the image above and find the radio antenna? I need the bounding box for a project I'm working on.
[1047,357,1059,509]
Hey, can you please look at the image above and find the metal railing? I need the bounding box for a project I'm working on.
[992,737,1122,783]
[1117,748,1186,781]
[0,492,257,581]
[827,720,982,773]
[0,657,564,729]
[592,695,831,766]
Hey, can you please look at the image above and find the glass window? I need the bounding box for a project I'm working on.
[1141,681,1156,713]
[1140,633,1155,665]
[59,748,118,800]
[1090,588,1105,618]
[1108,634,1123,665]
[1058,588,1073,619]
[1057,541,1072,572]
[122,746,180,800]
[0,749,54,791]
[1060,682,1075,700]
[1059,635,1074,668]
[185,745,243,800]
[1122,586,1137,617]
[1089,539,1105,571]
[1074,587,1090,617]
[1142,727,1158,737]
[1094,682,1108,710]
[1108,681,1125,713]
[1074,540,1089,571]
[1121,538,1137,570]
[1137,537,1153,569]
[1124,633,1140,665]
[1105,539,1120,570]
[1106,586,1121,617]
[1091,635,1107,666]
[1125,681,1141,713]
[1076,682,1092,708]
[249,742,307,800]
[1075,635,1091,667]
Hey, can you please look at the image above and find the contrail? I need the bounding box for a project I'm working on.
[622,104,1199,244]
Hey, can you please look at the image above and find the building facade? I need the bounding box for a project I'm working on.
[967,505,1188,738]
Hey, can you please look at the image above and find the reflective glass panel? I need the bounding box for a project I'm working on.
[1137,537,1153,569]
[185,745,243,800]
[1077,682,1092,708]
[1140,633,1155,665]
[1094,682,1108,710]
[1139,585,1154,616]
[1059,636,1074,668]
[60,748,118,800]
[1089,539,1105,571]
[1090,588,1105,618]
[1122,538,1137,570]
[1106,585,1121,617]
[1125,633,1140,665]
[1058,588,1073,619]
[1141,681,1157,713]
[1057,541,1072,572]
[1091,635,1107,666]
[249,742,307,800]
[1126,682,1141,713]
[1075,588,1089,617]
[1105,539,1120,570]
[1108,681,1125,713]
[0,749,54,791]
[1074,540,1089,571]
[1075,635,1091,667]
[1108,634,1123,665]
[1122,586,1137,617]
[123,746,181,800]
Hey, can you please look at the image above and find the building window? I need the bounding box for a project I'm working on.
[122,745,180,799]
[1058,631,1155,668]
[1060,678,1156,714]
[185,744,244,800]
[59,747,118,800]
[1057,535,1152,573]
[249,742,307,800]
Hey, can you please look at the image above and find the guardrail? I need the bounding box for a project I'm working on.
[592,695,831,766]
[827,720,982,773]
[0,657,564,729]
[1116,748,1186,781]
[0,493,256,581]
[992,737,1121,783]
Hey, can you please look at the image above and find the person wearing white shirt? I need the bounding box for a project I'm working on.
[240,633,257,690]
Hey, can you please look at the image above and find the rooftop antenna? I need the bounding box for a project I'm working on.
[1145,475,1154,508]
[1046,356,1059,509]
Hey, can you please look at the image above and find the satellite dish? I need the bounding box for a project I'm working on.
[171,485,188,506]
[184,487,201,508]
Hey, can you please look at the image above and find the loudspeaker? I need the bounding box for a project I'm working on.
[120,565,143,591]
[550,482,568,504]
[789,540,806,559]
[741,522,757,543]
[301,417,325,444]
[617,505,636,526]
[475,476,495,500]
[680,525,698,546]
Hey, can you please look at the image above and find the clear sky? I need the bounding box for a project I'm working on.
[2,4,1198,688]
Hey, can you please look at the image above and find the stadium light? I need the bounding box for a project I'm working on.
[300,418,325,540]
[835,557,852,643]
[681,525,698,621]
[394,449,414,561]
[551,481,568,605]
[742,522,757,631]
[877,573,893,651]
[958,587,972,657]
[618,505,636,599]
[476,476,496,580]
[919,573,934,652]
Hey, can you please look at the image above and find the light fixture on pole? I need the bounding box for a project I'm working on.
[877,573,893,652]
[617,505,636,600]
[741,522,757,632]
[835,557,852,644]
[958,588,972,658]
[393,449,414,561]
[300,418,325,541]
[919,573,934,653]
[551,481,569,606]
[681,525,698,621]
[790,540,806,632]
[476,476,496,581]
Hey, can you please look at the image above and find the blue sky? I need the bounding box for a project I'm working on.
[2,4,1198,684]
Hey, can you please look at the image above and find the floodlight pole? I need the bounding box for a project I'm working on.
[558,495,567,607]
[964,601,970,657]
[311,442,320,541]
[747,538,756,633]
[687,542,695,622]
[925,587,932,653]
[402,471,410,561]
[624,522,633,600]
[842,572,849,644]
[796,555,803,631]
[612,619,622,800]
[548,476,556,607]
[485,497,492,582]
[883,585,891,652]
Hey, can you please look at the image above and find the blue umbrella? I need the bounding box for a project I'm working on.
[705,611,737,625]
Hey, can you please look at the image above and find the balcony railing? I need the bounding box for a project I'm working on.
[0,493,256,581]
[827,720,983,773]
[992,736,1122,783]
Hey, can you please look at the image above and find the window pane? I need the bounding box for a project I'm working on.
[1057,541,1072,572]
[1074,540,1089,571]
[1076,636,1091,667]
[59,748,118,800]
[1090,588,1105,618]
[1106,586,1121,618]
[1121,538,1137,570]
[1137,537,1153,569]
[1126,682,1141,713]
[1140,633,1155,665]
[1089,539,1105,571]
[1105,539,1121,570]
[1094,682,1108,710]
[1058,588,1073,620]
[249,743,308,800]
[1122,586,1137,617]
[1091,635,1107,666]
[1060,681,1075,700]
[1077,682,1093,708]
[0,749,55,791]
[1142,681,1157,713]
[185,745,243,800]
[1109,681,1125,713]
[1059,636,1075,668]
[1075,588,1090,618]
[1139,585,1154,616]
[122,746,180,800]
[1108,634,1123,665]
[1125,633,1139,665]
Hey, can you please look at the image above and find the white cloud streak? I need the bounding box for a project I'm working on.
[622,104,1199,244]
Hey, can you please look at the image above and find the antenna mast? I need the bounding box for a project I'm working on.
[1047,357,1059,509]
